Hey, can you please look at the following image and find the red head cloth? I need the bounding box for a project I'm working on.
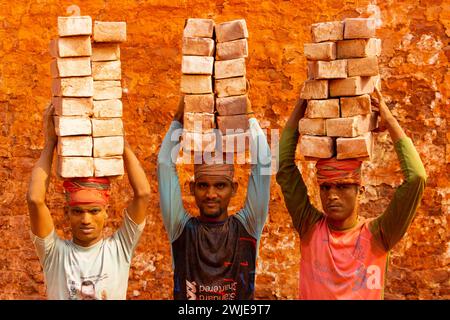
[63,177,111,207]
[316,158,362,185]
[194,164,235,183]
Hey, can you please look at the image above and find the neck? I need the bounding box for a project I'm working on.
[73,236,103,247]
[327,211,359,230]
[199,209,228,222]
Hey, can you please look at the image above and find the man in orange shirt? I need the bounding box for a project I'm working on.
[276,88,427,299]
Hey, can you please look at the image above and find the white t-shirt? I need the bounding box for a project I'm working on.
[31,211,145,300]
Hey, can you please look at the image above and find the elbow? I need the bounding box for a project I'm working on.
[157,152,171,166]
[409,169,427,186]
[135,186,151,200]
[26,192,45,207]
[406,170,427,193]
[275,163,289,184]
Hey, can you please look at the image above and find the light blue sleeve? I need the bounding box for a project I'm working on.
[235,118,272,240]
[157,121,190,243]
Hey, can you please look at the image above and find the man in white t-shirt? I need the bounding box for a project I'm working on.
[27,105,151,300]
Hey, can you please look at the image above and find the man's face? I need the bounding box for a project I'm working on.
[319,183,360,227]
[190,176,238,220]
[66,204,107,247]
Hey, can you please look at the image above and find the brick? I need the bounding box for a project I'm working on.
[58,16,92,37]
[216,95,247,116]
[92,61,122,80]
[182,131,217,152]
[340,94,371,117]
[54,116,92,136]
[311,21,344,43]
[94,157,124,177]
[184,94,215,113]
[92,43,121,61]
[298,118,326,136]
[184,112,215,133]
[216,39,248,60]
[52,77,94,97]
[93,80,122,100]
[305,99,340,118]
[57,136,93,156]
[337,38,381,59]
[217,114,249,135]
[214,58,246,79]
[221,131,250,153]
[51,57,91,78]
[299,80,328,99]
[183,18,214,38]
[215,19,248,42]
[93,21,126,42]
[347,57,379,77]
[344,18,376,39]
[304,42,336,61]
[93,136,124,157]
[329,76,378,97]
[307,61,315,80]
[299,135,334,158]
[50,36,92,57]
[91,118,124,137]
[93,99,123,118]
[336,132,373,160]
[52,97,93,116]
[57,156,94,178]
[181,56,214,75]
[182,37,215,56]
[326,113,378,137]
[309,60,347,79]
[180,75,212,94]
[215,76,247,98]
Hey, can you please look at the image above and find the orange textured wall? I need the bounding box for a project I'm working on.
[0,0,448,299]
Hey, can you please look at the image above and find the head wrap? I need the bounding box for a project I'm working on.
[194,164,235,183]
[63,177,111,207]
[316,158,362,185]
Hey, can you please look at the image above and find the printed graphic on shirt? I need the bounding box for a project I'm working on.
[186,279,238,300]
[67,273,109,300]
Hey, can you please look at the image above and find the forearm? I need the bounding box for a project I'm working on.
[370,137,427,250]
[276,127,307,215]
[240,118,271,238]
[276,118,322,237]
[157,121,183,165]
[157,121,189,242]
[381,108,406,143]
[249,117,271,168]
[27,141,56,237]
[27,141,56,204]
[285,99,307,129]
[124,145,150,198]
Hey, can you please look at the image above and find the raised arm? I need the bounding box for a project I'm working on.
[27,104,56,238]
[235,99,272,238]
[275,97,322,238]
[157,97,190,242]
[124,140,151,225]
[369,88,427,250]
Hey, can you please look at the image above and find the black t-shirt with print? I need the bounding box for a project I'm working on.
[171,215,257,300]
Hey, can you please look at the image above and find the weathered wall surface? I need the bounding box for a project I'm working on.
[0,0,448,299]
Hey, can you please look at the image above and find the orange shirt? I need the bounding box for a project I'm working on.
[299,217,387,300]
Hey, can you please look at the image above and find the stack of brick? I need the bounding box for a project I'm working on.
[215,19,250,153]
[299,18,381,160]
[51,15,126,178]
[181,19,216,153]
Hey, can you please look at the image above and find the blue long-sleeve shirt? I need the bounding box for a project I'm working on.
[157,118,271,300]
